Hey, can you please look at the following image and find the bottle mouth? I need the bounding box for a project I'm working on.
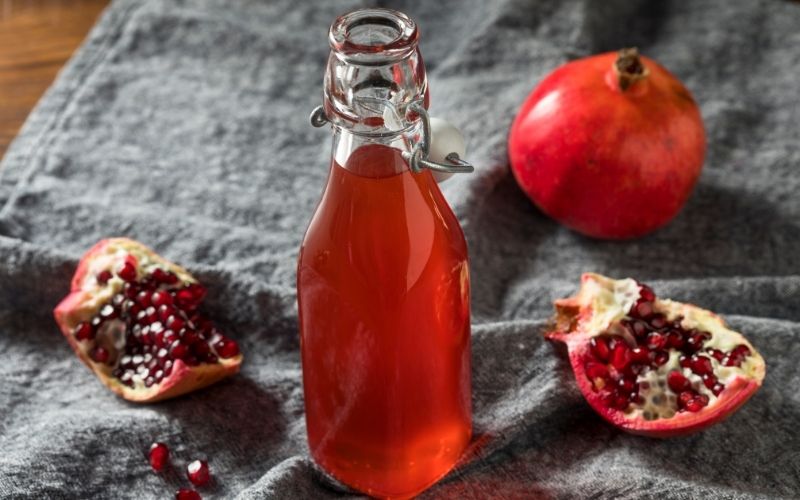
[329,8,418,63]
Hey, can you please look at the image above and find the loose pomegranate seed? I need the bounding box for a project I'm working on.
[73,322,94,341]
[90,346,110,364]
[187,459,210,486]
[96,270,113,284]
[215,338,240,359]
[667,371,690,392]
[176,489,201,500]
[117,261,137,282]
[149,442,169,471]
[590,337,610,361]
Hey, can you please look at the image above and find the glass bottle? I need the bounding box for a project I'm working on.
[297,8,472,498]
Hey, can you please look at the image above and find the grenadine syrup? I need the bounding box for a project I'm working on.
[298,9,472,497]
[298,141,471,498]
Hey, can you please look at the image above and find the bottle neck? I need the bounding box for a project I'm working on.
[332,122,422,178]
[324,8,428,137]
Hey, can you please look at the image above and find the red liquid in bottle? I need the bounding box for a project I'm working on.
[298,144,472,498]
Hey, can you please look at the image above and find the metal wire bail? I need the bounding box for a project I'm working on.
[402,103,474,175]
[308,103,474,176]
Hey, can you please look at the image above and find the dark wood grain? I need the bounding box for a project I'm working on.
[0,0,109,161]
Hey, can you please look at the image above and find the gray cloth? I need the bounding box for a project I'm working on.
[0,0,798,498]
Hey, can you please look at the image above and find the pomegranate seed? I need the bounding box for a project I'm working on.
[653,351,669,366]
[679,355,691,368]
[711,383,725,396]
[646,332,666,350]
[176,489,201,500]
[90,346,110,364]
[166,315,185,332]
[590,337,610,361]
[702,373,718,390]
[630,320,649,338]
[731,344,751,357]
[691,355,714,376]
[96,270,113,284]
[618,378,635,393]
[685,394,709,412]
[667,371,690,392]
[192,341,210,358]
[215,338,240,359]
[678,390,695,408]
[73,322,94,341]
[182,329,200,345]
[99,304,117,320]
[152,268,180,284]
[187,459,210,486]
[610,342,631,370]
[151,291,173,307]
[585,361,609,382]
[707,348,725,361]
[666,330,684,348]
[176,289,195,308]
[649,314,667,329]
[612,395,629,410]
[149,442,169,471]
[630,346,650,363]
[136,291,152,307]
[638,283,655,302]
[117,261,137,282]
[632,300,654,318]
[170,341,189,359]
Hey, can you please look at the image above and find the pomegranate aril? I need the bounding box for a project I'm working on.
[176,489,201,500]
[646,332,666,350]
[73,322,94,341]
[610,342,631,370]
[667,371,690,392]
[96,270,113,284]
[187,459,210,486]
[166,315,185,332]
[151,291,173,307]
[702,373,718,390]
[215,338,240,359]
[152,267,179,285]
[630,346,650,363]
[666,330,684,348]
[638,283,655,302]
[631,320,649,338]
[653,351,669,366]
[590,337,610,361]
[685,394,709,413]
[182,329,200,345]
[618,378,635,393]
[90,346,110,364]
[711,383,724,396]
[649,314,667,329]
[99,304,117,320]
[170,341,189,359]
[585,361,609,386]
[691,355,714,376]
[612,395,629,410]
[679,355,691,369]
[632,300,654,319]
[731,344,751,357]
[678,390,695,408]
[117,261,137,282]
[707,348,725,361]
[149,442,169,472]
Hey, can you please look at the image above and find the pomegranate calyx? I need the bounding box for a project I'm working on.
[614,47,649,91]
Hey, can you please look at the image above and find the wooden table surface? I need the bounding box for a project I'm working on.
[0,0,109,161]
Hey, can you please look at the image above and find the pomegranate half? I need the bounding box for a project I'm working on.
[546,273,765,437]
[509,48,706,239]
[54,238,242,403]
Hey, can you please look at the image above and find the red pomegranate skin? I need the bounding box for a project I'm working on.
[508,51,706,239]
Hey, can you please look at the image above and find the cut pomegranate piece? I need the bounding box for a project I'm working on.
[53,238,243,403]
[546,273,765,437]
[187,459,210,486]
[149,442,169,472]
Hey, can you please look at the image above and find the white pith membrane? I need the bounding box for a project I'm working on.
[579,274,762,421]
[65,240,237,392]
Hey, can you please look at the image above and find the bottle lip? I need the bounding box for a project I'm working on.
[329,8,418,63]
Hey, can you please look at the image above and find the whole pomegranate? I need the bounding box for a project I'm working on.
[509,48,706,239]
[547,273,765,437]
[54,238,242,402]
